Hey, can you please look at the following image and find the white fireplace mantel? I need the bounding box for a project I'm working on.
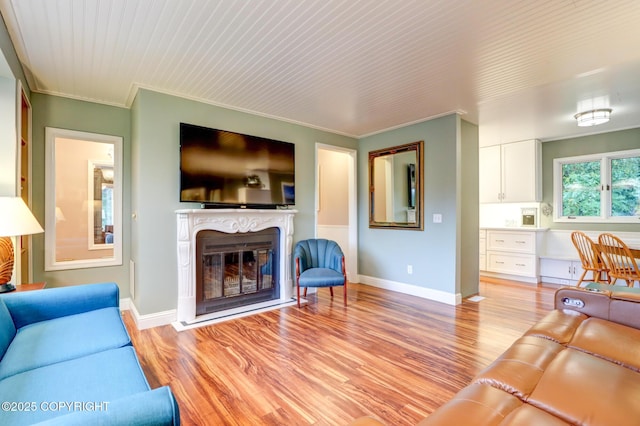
[175,208,297,323]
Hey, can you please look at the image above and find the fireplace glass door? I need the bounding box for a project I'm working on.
[196,229,279,315]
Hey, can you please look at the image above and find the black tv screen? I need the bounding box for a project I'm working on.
[180,123,295,207]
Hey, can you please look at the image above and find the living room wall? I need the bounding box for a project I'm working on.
[357,113,479,301]
[30,93,132,290]
[130,89,357,315]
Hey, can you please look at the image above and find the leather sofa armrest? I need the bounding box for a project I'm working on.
[1,282,120,329]
[555,286,640,329]
[554,286,612,320]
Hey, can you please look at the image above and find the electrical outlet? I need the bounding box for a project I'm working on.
[407,265,413,274]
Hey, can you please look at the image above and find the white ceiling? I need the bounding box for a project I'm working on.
[2,0,640,144]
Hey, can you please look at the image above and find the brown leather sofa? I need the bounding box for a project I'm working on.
[355,285,640,425]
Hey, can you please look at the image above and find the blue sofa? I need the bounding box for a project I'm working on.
[0,282,179,425]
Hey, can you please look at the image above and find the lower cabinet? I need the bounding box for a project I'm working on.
[481,229,544,283]
[486,251,537,277]
[479,230,486,271]
[539,258,585,286]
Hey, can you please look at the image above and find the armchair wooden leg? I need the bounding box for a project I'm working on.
[343,282,347,307]
[330,287,334,298]
[297,282,301,308]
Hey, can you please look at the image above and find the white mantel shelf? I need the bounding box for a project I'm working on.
[175,208,297,323]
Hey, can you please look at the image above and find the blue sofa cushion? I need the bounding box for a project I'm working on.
[0,346,152,425]
[2,282,120,329]
[31,387,179,426]
[0,299,16,359]
[298,267,346,287]
[0,307,131,380]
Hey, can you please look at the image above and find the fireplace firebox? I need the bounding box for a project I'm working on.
[195,228,279,315]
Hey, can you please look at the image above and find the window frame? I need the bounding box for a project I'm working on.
[553,148,640,223]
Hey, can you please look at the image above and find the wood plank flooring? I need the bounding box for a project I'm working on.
[123,280,558,425]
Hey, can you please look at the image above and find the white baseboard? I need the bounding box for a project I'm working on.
[119,297,130,311]
[126,299,177,330]
[359,275,461,305]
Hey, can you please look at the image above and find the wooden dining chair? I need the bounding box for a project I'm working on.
[570,231,609,287]
[598,233,640,287]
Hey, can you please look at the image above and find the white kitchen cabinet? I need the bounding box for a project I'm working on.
[479,230,486,271]
[486,251,537,277]
[539,258,585,285]
[482,229,545,282]
[479,139,541,203]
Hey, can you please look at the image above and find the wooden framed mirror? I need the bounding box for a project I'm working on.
[369,140,424,230]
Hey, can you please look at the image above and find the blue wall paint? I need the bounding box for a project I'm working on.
[26,87,479,312]
[358,114,476,295]
[30,93,132,290]
[131,89,357,314]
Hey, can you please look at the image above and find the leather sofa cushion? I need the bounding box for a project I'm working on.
[474,336,564,399]
[569,317,640,372]
[416,383,522,425]
[417,383,572,425]
[527,348,640,425]
[523,309,587,344]
[0,307,131,380]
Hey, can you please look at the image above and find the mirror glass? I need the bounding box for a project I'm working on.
[369,141,423,229]
[45,127,123,270]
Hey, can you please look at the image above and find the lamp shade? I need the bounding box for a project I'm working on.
[0,197,44,237]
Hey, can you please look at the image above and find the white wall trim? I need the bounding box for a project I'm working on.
[126,298,177,330]
[359,275,461,305]
[119,297,130,311]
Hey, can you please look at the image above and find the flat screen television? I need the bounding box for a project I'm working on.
[180,123,295,208]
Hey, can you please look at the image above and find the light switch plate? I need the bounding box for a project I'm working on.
[433,213,442,223]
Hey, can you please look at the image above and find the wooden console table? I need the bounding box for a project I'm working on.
[14,282,47,292]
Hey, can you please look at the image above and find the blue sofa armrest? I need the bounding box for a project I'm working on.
[31,387,180,426]
[1,283,120,329]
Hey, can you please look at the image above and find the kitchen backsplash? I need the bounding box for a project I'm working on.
[480,202,545,228]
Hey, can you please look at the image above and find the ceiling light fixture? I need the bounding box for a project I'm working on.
[574,108,612,127]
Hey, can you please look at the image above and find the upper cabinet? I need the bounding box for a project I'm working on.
[479,139,541,203]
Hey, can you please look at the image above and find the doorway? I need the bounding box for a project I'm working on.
[315,144,358,283]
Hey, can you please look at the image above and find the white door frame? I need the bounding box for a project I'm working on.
[315,143,358,283]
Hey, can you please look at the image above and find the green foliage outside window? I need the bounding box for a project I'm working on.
[561,155,640,218]
[562,161,600,216]
[611,157,640,216]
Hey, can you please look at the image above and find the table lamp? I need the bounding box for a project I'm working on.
[0,197,44,293]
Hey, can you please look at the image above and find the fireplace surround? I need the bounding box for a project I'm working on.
[176,208,296,324]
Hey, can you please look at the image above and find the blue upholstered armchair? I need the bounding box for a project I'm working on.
[293,239,347,308]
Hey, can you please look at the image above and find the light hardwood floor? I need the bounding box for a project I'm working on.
[123,280,558,425]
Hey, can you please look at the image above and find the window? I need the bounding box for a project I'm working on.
[553,149,640,223]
